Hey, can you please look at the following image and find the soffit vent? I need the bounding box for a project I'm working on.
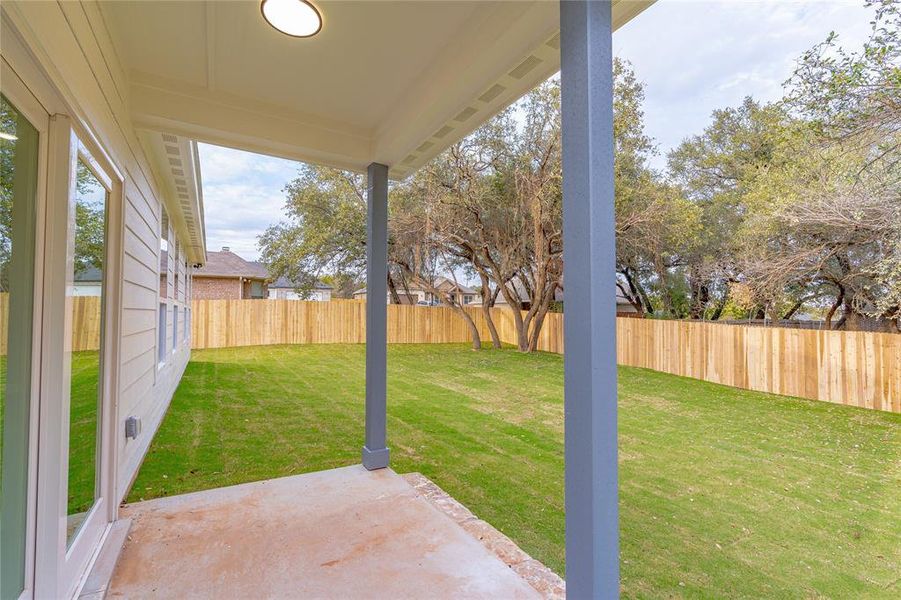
[545,32,560,49]
[454,107,478,122]
[416,141,435,153]
[509,55,541,79]
[140,130,205,264]
[433,125,454,139]
[479,84,506,103]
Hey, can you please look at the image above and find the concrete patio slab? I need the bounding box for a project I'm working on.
[107,465,542,599]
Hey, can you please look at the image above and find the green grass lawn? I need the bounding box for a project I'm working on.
[1,351,98,517]
[130,344,900,598]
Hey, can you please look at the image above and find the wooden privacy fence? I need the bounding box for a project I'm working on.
[190,300,899,412]
[614,318,900,413]
[0,294,102,355]
[489,310,899,413]
[2,296,897,412]
[190,299,489,349]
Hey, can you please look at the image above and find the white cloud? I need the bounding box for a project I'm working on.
[198,143,300,260]
[613,0,873,168]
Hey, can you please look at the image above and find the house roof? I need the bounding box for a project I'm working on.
[270,276,333,290]
[74,266,103,283]
[192,250,269,280]
[353,277,476,297]
[434,277,477,295]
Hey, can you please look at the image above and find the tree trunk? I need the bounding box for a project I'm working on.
[455,305,483,350]
[688,269,710,320]
[527,283,557,352]
[498,281,529,351]
[619,269,646,316]
[653,258,675,317]
[513,314,529,351]
[781,298,805,320]
[387,273,401,305]
[479,273,501,349]
[824,287,844,329]
[710,288,730,321]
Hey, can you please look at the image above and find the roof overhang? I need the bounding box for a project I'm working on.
[103,0,654,180]
[138,131,206,262]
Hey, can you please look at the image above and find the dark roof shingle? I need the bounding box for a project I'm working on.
[194,250,269,279]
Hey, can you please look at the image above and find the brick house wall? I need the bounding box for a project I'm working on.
[192,277,244,300]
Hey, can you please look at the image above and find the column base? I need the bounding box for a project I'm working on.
[362,446,390,470]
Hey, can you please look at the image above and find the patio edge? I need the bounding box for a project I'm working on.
[401,472,565,600]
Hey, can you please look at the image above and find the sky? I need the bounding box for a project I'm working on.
[199,0,875,261]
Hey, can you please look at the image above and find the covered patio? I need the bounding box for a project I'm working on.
[0,1,653,597]
[105,467,556,599]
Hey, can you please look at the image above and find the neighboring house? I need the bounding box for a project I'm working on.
[490,282,639,316]
[72,266,102,296]
[189,247,269,300]
[615,292,641,316]
[267,277,333,301]
[353,277,479,306]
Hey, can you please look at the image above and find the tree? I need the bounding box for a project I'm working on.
[738,127,898,328]
[389,175,486,349]
[424,80,563,352]
[74,162,106,276]
[665,98,785,319]
[3,96,104,288]
[783,0,901,327]
[259,165,370,298]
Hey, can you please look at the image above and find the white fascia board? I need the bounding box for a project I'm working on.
[129,72,374,174]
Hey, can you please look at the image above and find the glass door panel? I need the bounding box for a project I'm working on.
[65,156,108,545]
[0,93,39,600]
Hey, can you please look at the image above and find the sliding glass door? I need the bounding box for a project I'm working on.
[0,91,40,600]
[3,26,122,598]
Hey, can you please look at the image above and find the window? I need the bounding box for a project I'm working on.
[184,307,190,343]
[159,210,168,301]
[160,210,168,253]
[158,303,167,365]
[173,241,179,299]
[173,306,179,348]
[250,280,263,299]
[65,148,112,544]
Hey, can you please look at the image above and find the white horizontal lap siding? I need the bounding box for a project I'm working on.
[4,0,193,504]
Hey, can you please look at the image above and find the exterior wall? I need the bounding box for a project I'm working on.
[193,277,243,300]
[355,289,479,305]
[268,288,332,301]
[2,1,194,506]
[72,283,101,297]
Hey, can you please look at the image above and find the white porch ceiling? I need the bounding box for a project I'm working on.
[101,0,653,180]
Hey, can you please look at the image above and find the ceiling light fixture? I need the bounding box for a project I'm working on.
[261,0,322,38]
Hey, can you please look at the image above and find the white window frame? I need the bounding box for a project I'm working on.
[35,114,124,600]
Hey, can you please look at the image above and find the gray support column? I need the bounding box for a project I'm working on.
[362,162,390,470]
[560,1,619,598]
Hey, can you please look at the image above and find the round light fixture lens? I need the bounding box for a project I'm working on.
[261,0,321,37]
